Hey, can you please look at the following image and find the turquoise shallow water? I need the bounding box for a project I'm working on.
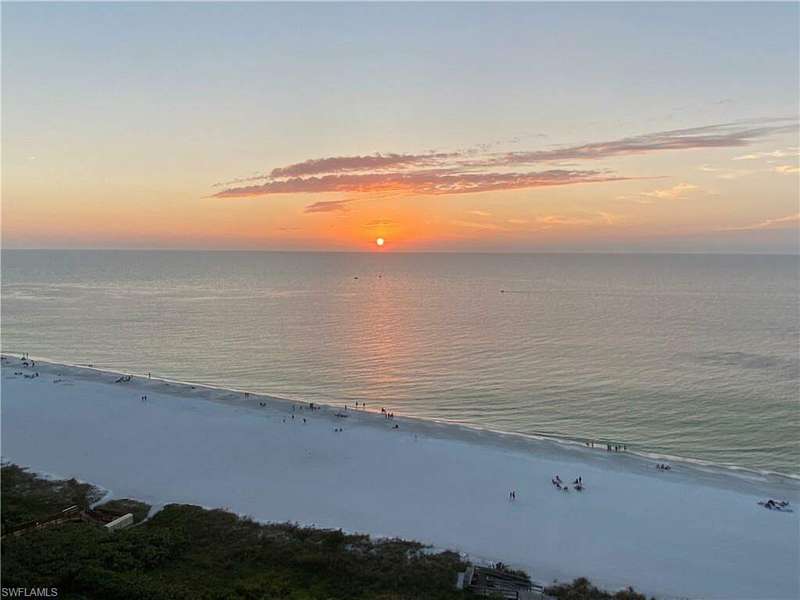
[2,250,798,476]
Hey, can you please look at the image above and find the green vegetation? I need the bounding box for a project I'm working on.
[1,463,103,534]
[546,578,650,600]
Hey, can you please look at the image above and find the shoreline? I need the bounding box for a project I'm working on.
[5,353,799,490]
[2,354,799,598]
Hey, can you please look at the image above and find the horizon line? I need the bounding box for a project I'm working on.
[2,248,798,257]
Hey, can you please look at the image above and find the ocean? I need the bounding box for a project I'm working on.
[2,250,798,476]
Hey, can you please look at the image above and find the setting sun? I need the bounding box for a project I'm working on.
[375,237,385,247]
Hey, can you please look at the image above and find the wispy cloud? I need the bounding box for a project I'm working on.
[773,165,800,174]
[535,215,595,226]
[213,117,797,201]
[721,213,800,231]
[733,148,800,161]
[365,219,395,228]
[697,164,756,180]
[488,119,797,167]
[531,213,620,228]
[216,169,629,198]
[452,212,619,232]
[618,182,706,204]
[304,199,353,213]
[450,220,505,231]
[272,153,456,178]
[598,211,619,225]
[640,183,699,200]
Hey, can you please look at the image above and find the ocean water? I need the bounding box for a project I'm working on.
[2,250,798,476]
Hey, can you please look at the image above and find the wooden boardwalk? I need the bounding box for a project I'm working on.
[458,565,553,599]
[2,504,134,539]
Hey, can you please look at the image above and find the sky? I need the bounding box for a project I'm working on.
[2,2,799,253]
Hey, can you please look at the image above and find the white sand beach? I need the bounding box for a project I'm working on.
[2,356,798,599]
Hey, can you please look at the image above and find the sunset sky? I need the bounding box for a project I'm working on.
[3,2,798,253]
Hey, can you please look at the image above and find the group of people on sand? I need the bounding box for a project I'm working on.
[7,353,36,368]
[551,475,584,492]
[12,355,39,378]
[655,463,672,471]
[584,441,626,452]
[760,499,791,511]
[379,408,401,427]
[509,474,587,499]
[344,402,368,410]
[281,414,307,423]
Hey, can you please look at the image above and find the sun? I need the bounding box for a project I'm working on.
[375,237,385,247]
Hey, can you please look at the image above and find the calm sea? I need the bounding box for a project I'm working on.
[2,250,798,476]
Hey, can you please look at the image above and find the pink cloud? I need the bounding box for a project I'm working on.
[213,117,797,201]
[271,152,455,178]
[304,199,353,213]
[215,170,629,199]
[491,120,798,166]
